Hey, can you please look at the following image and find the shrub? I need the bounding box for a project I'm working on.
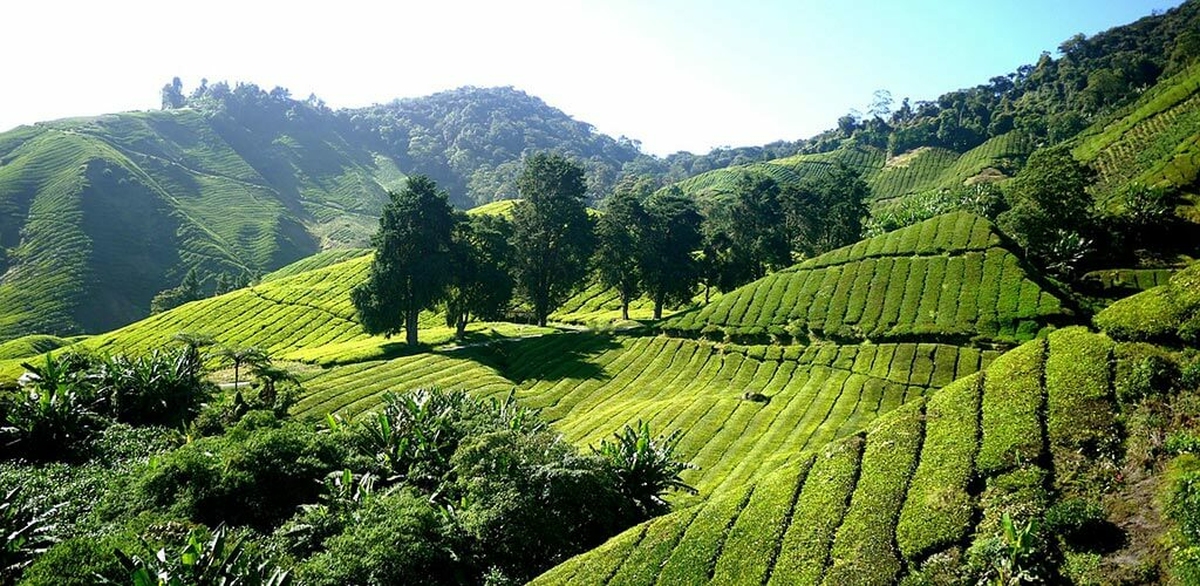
[594,421,697,518]
[1166,430,1200,456]
[1165,454,1200,544]
[93,347,214,427]
[138,419,346,531]
[1044,498,1107,546]
[1117,354,1179,405]
[109,524,290,586]
[296,490,455,586]
[2,354,105,461]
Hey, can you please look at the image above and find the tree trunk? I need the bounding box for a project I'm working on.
[621,300,630,321]
[456,314,468,339]
[405,309,419,346]
[653,300,663,320]
[704,284,711,304]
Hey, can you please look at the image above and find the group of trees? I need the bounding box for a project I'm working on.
[354,151,871,339]
[150,268,251,314]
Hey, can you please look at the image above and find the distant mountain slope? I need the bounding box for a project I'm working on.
[664,212,1073,344]
[0,85,639,342]
[532,327,1118,585]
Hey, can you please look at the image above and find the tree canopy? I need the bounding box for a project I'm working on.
[510,153,595,327]
[351,175,455,345]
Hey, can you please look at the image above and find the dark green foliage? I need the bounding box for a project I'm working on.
[1166,455,1200,574]
[150,268,202,315]
[3,353,104,461]
[137,417,346,531]
[93,347,214,427]
[594,421,697,518]
[594,181,648,320]
[510,153,595,326]
[445,213,514,337]
[701,171,791,292]
[998,144,1096,275]
[109,525,291,586]
[352,175,455,346]
[0,486,57,582]
[1044,498,1107,546]
[1116,353,1179,405]
[295,489,452,586]
[640,187,703,320]
[786,162,870,257]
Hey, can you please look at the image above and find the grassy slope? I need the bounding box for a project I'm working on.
[664,211,1072,344]
[0,108,398,342]
[1074,62,1200,205]
[532,327,1118,585]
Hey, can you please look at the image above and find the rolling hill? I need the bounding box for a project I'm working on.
[664,212,1072,344]
[0,86,639,343]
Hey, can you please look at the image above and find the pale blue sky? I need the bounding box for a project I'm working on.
[4,0,1185,155]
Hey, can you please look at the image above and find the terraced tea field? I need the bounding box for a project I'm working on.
[292,330,998,498]
[532,327,1118,585]
[666,212,1070,343]
[1075,63,1200,202]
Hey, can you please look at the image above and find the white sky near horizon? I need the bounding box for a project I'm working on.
[2,0,1185,156]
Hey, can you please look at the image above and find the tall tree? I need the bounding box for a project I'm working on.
[701,171,791,292]
[999,144,1096,276]
[510,153,595,327]
[351,175,455,345]
[641,187,703,320]
[595,180,650,320]
[444,213,514,338]
[785,162,869,257]
[161,76,185,110]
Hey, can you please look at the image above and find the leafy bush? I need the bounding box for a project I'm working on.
[93,347,214,427]
[594,421,697,518]
[2,354,105,461]
[137,418,346,531]
[108,525,290,586]
[0,486,57,582]
[295,489,456,586]
[1165,454,1200,544]
[1044,498,1107,546]
[1116,353,1180,405]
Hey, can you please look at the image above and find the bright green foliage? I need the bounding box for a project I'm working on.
[0,335,78,361]
[351,175,455,346]
[667,212,1067,344]
[511,153,595,327]
[897,373,982,560]
[532,329,1124,585]
[977,339,1047,475]
[260,248,371,283]
[1045,327,1117,457]
[868,147,960,200]
[1096,261,1200,344]
[292,352,514,420]
[768,437,863,585]
[1075,63,1200,202]
[655,484,754,584]
[710,457,813,584]
[823,401,924,586]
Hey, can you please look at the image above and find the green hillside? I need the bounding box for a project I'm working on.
[0,85,644,343]
[1075,62,1200,205]
[665,212,1072,344]
[532,327,1119,585]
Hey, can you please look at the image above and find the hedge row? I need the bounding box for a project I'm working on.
[896,373,983,560]
[823,401,925,586]
[977,339,1047,475]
